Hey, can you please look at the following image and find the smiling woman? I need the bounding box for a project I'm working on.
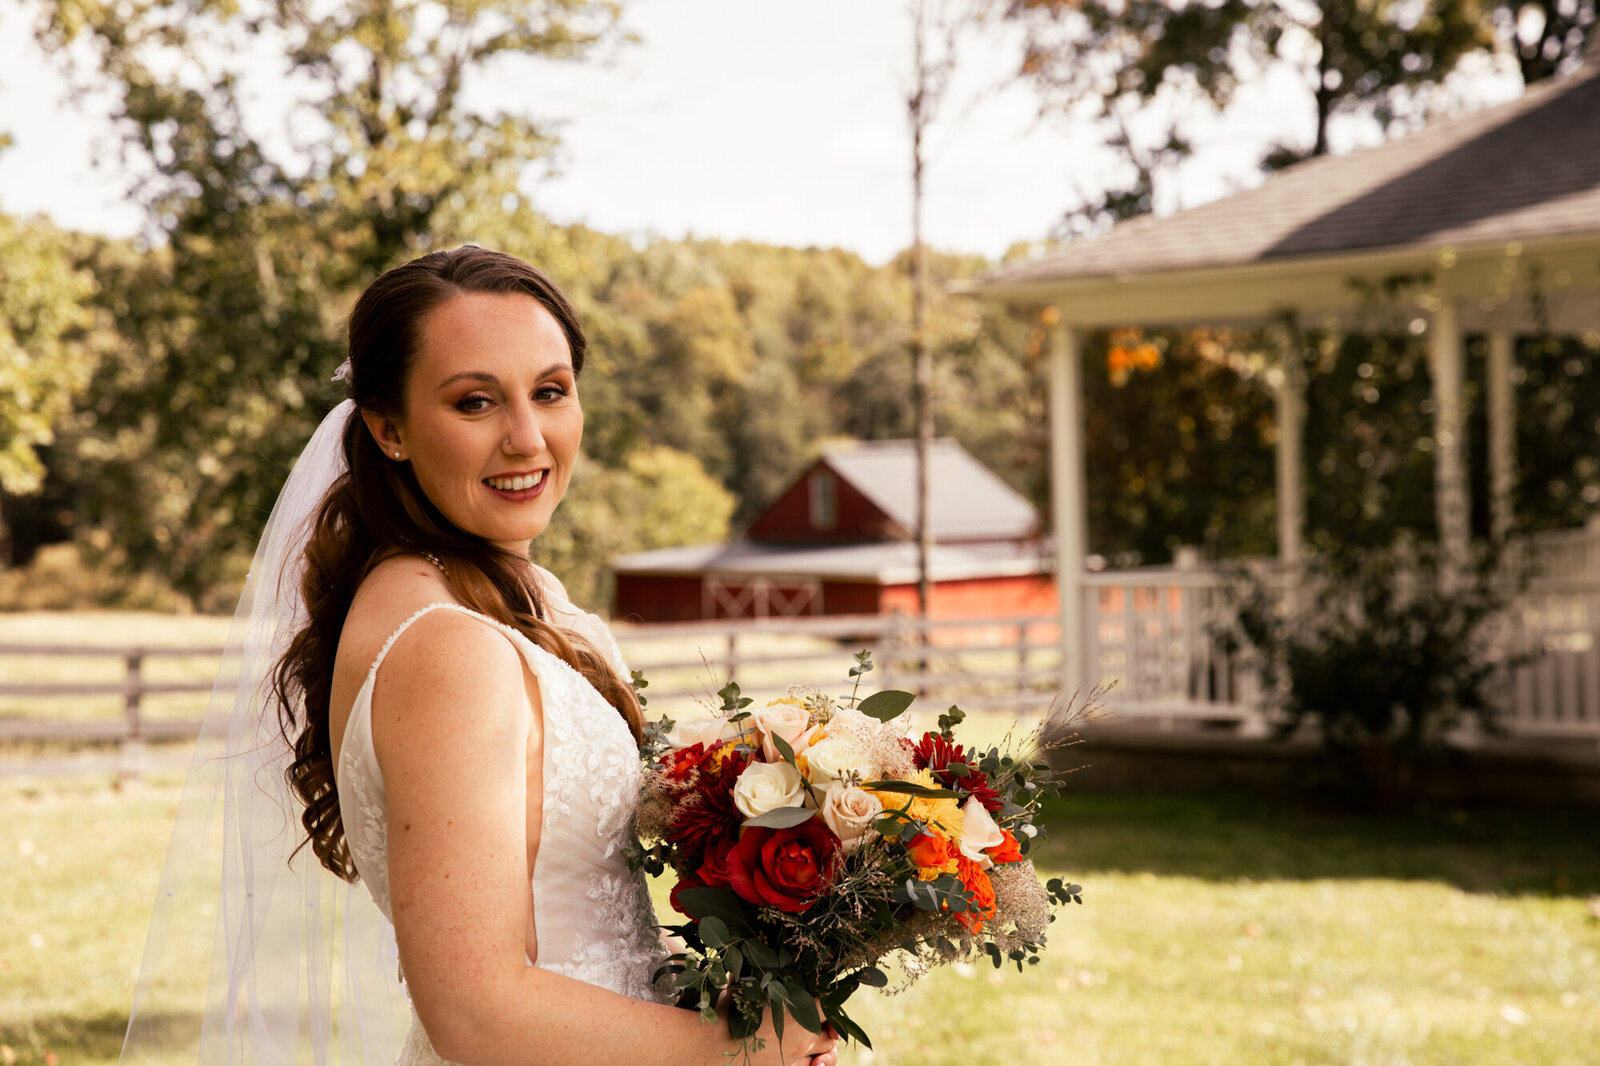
[362,291,584,553]
[118,246,839,1066]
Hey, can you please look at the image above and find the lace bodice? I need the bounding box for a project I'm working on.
[335,599,668,1066]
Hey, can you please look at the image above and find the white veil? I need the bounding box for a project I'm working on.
[120,398,411,1066]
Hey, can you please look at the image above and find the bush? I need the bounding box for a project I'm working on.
[1224,543,1516,807]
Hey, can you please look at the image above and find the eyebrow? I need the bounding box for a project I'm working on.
[435,363,573,390]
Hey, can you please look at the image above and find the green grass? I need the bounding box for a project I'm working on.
[5,775,1597,1066]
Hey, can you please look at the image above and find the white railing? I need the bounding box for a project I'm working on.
[1079,566,1260,731]
[1504,522,1600,739]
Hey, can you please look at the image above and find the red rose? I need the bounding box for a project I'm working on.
[725,822,841,913]
[698,836,737,888]
[986,828,1024,865]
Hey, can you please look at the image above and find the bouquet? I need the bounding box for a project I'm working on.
[628,652,1085,1055]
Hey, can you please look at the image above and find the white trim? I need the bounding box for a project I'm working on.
[1049,322,1088,701]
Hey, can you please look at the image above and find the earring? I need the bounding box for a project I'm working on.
[392,451,401,459]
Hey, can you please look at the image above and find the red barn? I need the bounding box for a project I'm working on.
[611,439,1056,622]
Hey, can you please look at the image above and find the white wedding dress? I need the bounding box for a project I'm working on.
[335,592,670,1066]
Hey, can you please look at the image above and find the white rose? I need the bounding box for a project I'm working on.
[749,702,818,764]
[668,716,737,750]
[804,734,874,786]
[957,796,1004,868]
[821,785,883,851]
[732,760,807,819]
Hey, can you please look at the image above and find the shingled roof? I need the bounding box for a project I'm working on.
[819,438,1040,542]
[978,62,1600,293]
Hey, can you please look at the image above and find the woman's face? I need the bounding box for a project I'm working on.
[372,290,583,555]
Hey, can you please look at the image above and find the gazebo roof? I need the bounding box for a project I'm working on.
[969,61,1600,329]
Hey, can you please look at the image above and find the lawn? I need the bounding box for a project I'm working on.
[3,772,1597,1066]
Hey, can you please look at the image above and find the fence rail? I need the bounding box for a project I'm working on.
[7,540,1600,777]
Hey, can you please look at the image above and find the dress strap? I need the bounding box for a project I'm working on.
[364,601,525,684]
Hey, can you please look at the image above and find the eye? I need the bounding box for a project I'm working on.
[535,383,570,403]
[456,393,493,413]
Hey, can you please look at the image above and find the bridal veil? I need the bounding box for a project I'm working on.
[120,399,411,1065]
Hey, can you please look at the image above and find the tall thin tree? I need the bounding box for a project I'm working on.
[907,0,957,623]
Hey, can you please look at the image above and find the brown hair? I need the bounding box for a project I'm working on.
[273,246,644,882]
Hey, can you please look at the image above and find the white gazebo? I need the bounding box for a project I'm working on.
[966,58,1600,706]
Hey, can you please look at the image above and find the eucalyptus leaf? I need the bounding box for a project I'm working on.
[698,915,731,949]
[771,731,799,768]
[743,805,817,829]
[674,886,749,926]
[784,977,823,1034]
[744,939,780,969]
[857,689,915,722]
[864,780,960,799]
[855,966,888,988]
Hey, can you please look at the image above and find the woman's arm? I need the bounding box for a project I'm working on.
[372,610,834,1066]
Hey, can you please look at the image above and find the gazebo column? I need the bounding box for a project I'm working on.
[1048,319,1089,702]
[1430,300,1472,573]
[1487,328,1517,544]
[1274,328,1306,576]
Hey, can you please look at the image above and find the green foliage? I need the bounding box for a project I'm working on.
[999,0,1570,229]
[0,215,95,496]
[27,0,621,603]
[536,443,736,610]
[1082,326,1279,563]
[1225,543,1516,806]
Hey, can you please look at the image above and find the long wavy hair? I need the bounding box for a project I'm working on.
[273,246,644,882]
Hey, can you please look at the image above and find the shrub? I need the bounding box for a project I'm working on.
[1224,543,1515,807]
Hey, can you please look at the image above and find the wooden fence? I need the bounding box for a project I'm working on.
[0,613,1067,776]
[6,542,1600,777]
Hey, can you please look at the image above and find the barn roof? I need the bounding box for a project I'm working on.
[818,438,1040,542]
[973,61,1600,297]
[610,537,1050,584]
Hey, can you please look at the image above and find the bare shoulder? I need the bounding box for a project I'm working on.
[331,555,528,749]
[338,555,456,671]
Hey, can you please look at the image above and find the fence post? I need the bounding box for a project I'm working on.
[1018,621,1030,697]
[120,652,145,783]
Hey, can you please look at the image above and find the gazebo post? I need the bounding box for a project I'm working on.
[1487,328,1517,545]
[1273,325,1307,583]
[1430,298,1472,577]
[1048,319,1089,704]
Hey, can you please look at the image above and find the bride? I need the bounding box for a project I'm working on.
[122,247,838,1066]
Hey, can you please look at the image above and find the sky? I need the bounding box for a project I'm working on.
[0,0,1526,266]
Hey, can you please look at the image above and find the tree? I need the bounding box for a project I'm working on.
[0,212,94,499]
[996,0,1584,230]
[30,0,624,603]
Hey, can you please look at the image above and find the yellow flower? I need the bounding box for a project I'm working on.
[707,739,743,771]
[870,769,964,844]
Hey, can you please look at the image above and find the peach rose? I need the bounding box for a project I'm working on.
[749,701,818,764]
[820,784,882,851]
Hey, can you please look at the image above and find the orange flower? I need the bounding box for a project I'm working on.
[986,829,1024,865]
[905,831,958,881]
[955,855,996,933]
